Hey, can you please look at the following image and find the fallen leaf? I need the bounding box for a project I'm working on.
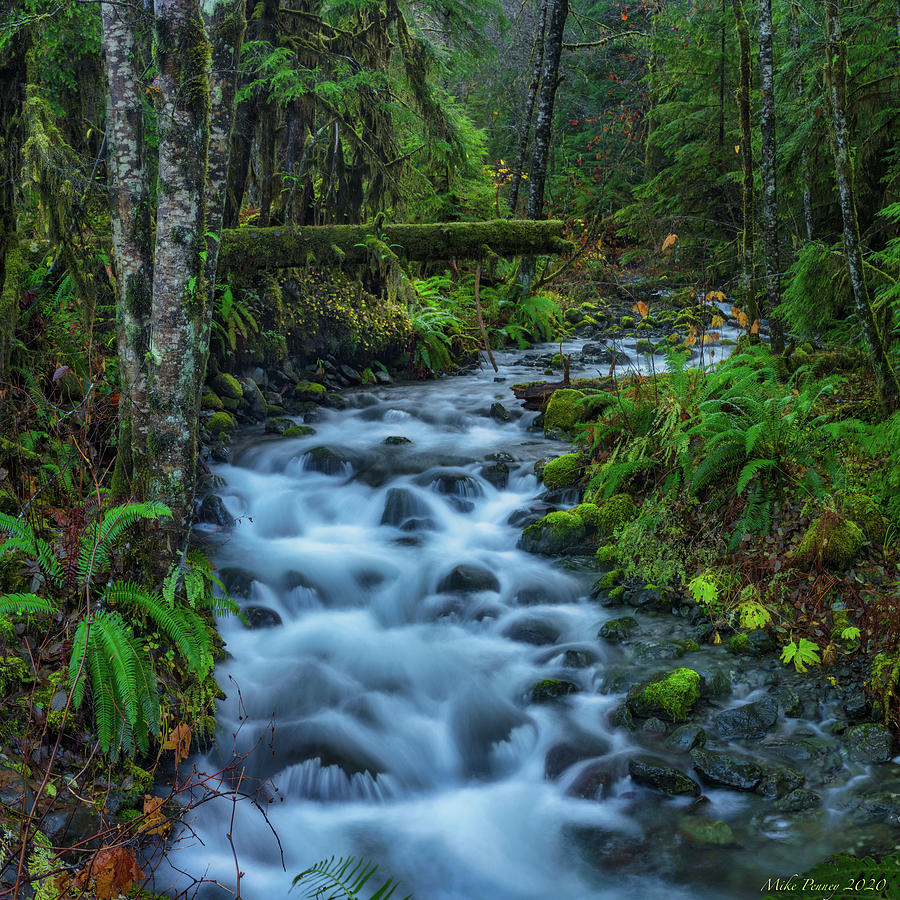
[162,722,192,764]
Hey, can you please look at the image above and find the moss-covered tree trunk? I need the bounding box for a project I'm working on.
[758,0,784,353]
[732,0,758,332]
[824,0,900,412]
[101,1,153,493]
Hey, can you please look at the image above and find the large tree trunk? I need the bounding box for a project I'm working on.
[526,0,568,221]
[100,0,153,494]
[509,0,548,216]
[732,0,758,332]
[790,2,813,241]
[758,0,784,352]
[824,0,899,412]
[144,0,213,543]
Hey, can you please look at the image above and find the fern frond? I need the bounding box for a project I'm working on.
[736,458,776,494]
[292,856,413,900]
[0,593,55,616]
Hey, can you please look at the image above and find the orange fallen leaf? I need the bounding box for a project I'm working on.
[140,794,170,836]
[661,233,678,252]
[162,722,192,764]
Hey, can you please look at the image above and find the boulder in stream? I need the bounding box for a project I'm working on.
[690,748,762,791]
[713,698,779,740]
[628,756,701,796]
[436,564,500,594]
[626,668,701,722]
[845,723,895,763]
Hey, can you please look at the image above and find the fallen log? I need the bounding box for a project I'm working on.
[219,219,573,271]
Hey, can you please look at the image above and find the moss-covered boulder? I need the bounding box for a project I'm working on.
[201,392,223,411]
[518,510,586,555]
[284,425,316,438]
[678,817,735,846]
[840,493,889,545]
[294,381,327,402]
[265,416,297,435]
[626,668,701,722]
[207,411,236,437]
[795,512,865,569]
[211,372,243,401]
[541,453,583,490]
[530,679,578,703]
[620,315,635,329]
[594,493,637,537]
[544,389,586,431]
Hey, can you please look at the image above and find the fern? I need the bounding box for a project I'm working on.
[292,857,413,900]
[0,593,54,616]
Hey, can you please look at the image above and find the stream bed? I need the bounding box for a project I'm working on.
[163,336,900,900]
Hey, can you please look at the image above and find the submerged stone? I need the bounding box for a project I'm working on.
[713,698,779,740]
[678,817,735,846]
[530,679,578,703]
[690,748,762,791]
[628,756,700,796]
[845,723,895,763]
[436,565,500,594]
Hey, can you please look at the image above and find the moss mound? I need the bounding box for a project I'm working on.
[594,493,637,537]
[207,411,236,437]
[627,668,701,722]
[542,453,583,490]
[519,511,587,555]
[840,493,888,545]
[293,381,327,402]
[544,389,586,431]
[796,511,866,569]
[210,372,242,400]
[201,392,223,411]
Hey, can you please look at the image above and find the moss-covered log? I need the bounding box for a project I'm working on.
[219,219,573,271]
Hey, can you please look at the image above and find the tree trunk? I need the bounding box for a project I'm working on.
[144,0,212,543]
[790,2,814,241]
[101,0,153,494]
[758,0,784,352]
[732,0,758,332]
[509,0,548,216]
[824,0,899,412]
[526,0,568,221]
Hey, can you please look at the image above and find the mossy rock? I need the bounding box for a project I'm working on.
[678,817,735,846]
[620,316,635,329]
[519,511,587,555]
[544,389,586,431]
[266,403,286,417]
[294,381,327,402]
[596,568,625,590]
[0,655,30,694]
[569,502,602,532]
[531,679,578,703]
[201,392,223,411]
[626,668,701,722]
[594,493,637,537]
[283,425,315,438]
[210,372,243,400]
[564,307,582,324]
[265,416,296,435]
[795,512,866,569]
[541,453,584,491]
[595,544,619,565]
[220,396,241,412]
[636,339,654,354]
[840,493,888,545]
[207,411,236,437]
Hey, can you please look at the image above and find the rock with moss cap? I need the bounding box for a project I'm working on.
[530,679,579,703]
[795,511,865,569]
[626,668,701,722]
[541,453,583,490]
[544,389,586,432]
[207,411,236,438]
[201,392,223,411]
[210,372,242,401]
[678,817,735,846]
[518,511,586,555]
[293,381,327,402]
[840,493,888,545]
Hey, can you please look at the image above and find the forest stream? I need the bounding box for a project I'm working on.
[163,332,899,900]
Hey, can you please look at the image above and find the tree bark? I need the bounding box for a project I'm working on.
[824,0,899,411]
[144,0,212,542]
[790,2,813,241]
[758,0,784,352]
[509,0,548,216]
[100,0,153,493]
[732,0,758,332]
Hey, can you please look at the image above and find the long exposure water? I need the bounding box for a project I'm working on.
[161,335,899,900]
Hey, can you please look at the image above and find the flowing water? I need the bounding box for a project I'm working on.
[161,335,900,900]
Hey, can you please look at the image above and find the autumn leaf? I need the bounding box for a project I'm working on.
[750,318,760,335]
[661,233,678,252]
[77,846,144,900]
[632,300,649,318]
[735,144,741,153]
[702,332,720,344]
[163,722,192,764]
[711,314,725,327]
[140,794,170,837]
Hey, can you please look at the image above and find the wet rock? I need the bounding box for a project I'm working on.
[628,756,700,796]
[641,717,668,736]
[429,473,483,498]
[242,377,267,420]
[381,488,435,532]
[842,688,869,722]
[436,564,500,594]
[598,617,638,642]
[755,763,805,799]
[0,765,34,812]
[513,587,554,606]
[489,402,510,422]
[761,737,843,782]
[621,586,663,609]
[506,505,553,529]
[770,686,803,718]
[697,669,732,699]
[609,704,636,730]
[242,606,282,629]
[518,511,586,555]
[197,493,231,527]
[713,698,779,740]
[773,788,821,813]
[690,748,762,791]
[384,435,412,445]
[293,381,328,402]
[563,648,597,668]
[849,792,900,826]
[567,823,651,871]
[567,763,614,800]
[665,724,707,753]
[481,460,510,490]
[631,640,689,663]
[220,568,254,597]
[677,817,735,846]
[544,742,605,779]
[845,723,895,763]
[340,364,362,384]
[530,679,578,703]
[506,620,561,646]
[375,370,392,384]
[626,669,701,722]
[302,446,351,475]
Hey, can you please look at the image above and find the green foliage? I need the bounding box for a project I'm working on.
[780,637,821,673]
[211,284,259,354]
[292,856,413,900]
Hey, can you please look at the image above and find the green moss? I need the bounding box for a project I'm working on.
[796,512,866,569]
[570,503,602,532]
[220,396,240,411]
[636,339,654,354]
[210,372,242,400]
[551,353,565,365]
[283,425,315,437]
[0,655,29,694]
[544,389,586,431]
[609,585,626,600]
[595,544,619,565]
[597,568,625,590]
[840,493,888,545]
[201,392,223,411]
[530,679,578,702]
[595,493,637,537]
[729,633,751,653]
[634,668,701,722]
[621,315,635,328]
[678,817,734,845]
[207,411,236,437]
[293,381,327,401]
[541,453,583,490]
[520,511,587,554]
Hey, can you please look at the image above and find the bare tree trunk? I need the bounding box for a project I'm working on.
[509,0,548,216]
[824,0,900,412]
[144,0,212,541]
[732,0,758,332]
[758,0,784,352]
[646,5,661,174]
[790,2,813,241]
[101,0,153,493]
